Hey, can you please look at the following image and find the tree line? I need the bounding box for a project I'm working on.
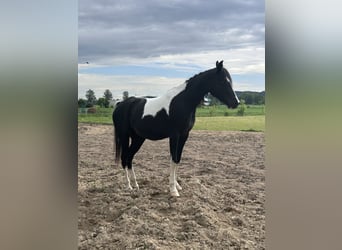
[78,89,130,108]
[78,89,265,108]
[205,91,264,106]
[78,89,113,108]
[235,91,265,105]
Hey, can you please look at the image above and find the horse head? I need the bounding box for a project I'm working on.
[208,60,240,109]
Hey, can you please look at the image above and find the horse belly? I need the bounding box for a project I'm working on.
[134,118,171,140]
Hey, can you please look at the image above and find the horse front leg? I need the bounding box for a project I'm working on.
[170,162,182,191]
[175,171,182,191]
[169,159,180,197]
[169,133,189,196]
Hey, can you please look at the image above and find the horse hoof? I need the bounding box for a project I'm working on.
[170,190,180,197]
[127,185,133,190]
[176,183,182,190]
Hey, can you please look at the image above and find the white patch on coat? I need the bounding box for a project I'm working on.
[142,82,187,118]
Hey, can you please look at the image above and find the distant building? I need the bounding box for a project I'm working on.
[109,99,121,108]
[203,96,210,106]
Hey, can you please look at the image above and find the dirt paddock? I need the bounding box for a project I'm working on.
[78,124,265,249]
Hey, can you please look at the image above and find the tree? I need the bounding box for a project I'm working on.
[123,91,129,100]
[103,89,113,101]
[235,91,265,105]
[78,98,86,108]
[85,89,96,107]
[101,89,112,108]
[97,97,107,107]
[237,99,246,116]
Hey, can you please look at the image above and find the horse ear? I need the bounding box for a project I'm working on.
[216,60,224,72]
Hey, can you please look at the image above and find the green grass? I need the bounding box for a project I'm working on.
[196,105,265,117]
[78,106,113,124]
[193,116,265,132]
[78,105,265,131]
[78,114,113,124]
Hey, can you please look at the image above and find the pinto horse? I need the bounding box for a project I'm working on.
[113,61,240,196]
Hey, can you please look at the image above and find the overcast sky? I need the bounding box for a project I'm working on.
[78,0,265,99]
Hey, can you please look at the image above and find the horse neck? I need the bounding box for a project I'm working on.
[182,71,212,110]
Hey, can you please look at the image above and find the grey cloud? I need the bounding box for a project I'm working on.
[79,0,264,63]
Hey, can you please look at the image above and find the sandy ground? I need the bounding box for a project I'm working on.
[78,124,265,249]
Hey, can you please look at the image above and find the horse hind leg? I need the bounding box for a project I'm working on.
[125,168,133,190]
[119,134,134,190]
[126,135,145,190]
[124,167,139,190]
[124,168,139,190]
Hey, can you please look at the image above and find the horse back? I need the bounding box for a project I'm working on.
[113,97,143,133]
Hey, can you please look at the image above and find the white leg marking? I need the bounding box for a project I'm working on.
[175,165,182,190]
[129,168,139,190]
[125,168,133,190]
[169,160,180,197]
[176,181,182,191]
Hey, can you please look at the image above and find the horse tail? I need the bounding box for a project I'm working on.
[112,98,136,167]
[113,122,121,164]
[112,103,123,164]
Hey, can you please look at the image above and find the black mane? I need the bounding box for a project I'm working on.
[185,69,212,85]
